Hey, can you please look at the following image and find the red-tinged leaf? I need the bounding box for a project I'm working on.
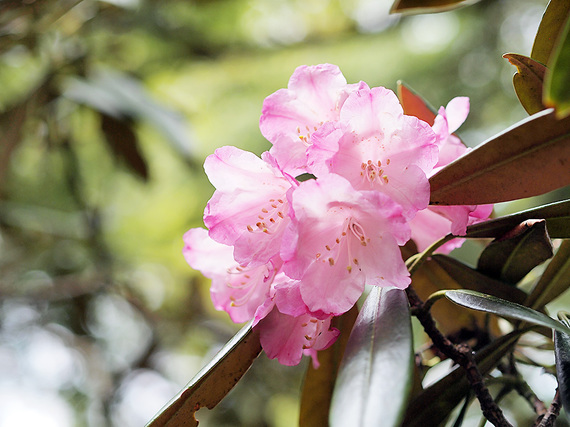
[146,322,262,427]
[390,0,475,14]
[525,240,570,311]
[531,0,570,65]
[330,288,412,427]
[397,81,437,125]
[429,109,570,205]
[100,112,149,180]
[402,329,525,426]
[432,255,528,304]
[465,199,570,239]
[503,53,548,115]
[445,290,570,335]
[477,220,553,285]
[544,14,570,119]
[299,306,358,427]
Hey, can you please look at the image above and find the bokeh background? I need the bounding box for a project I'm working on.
[2,0,568,425]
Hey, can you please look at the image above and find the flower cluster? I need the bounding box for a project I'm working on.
[183,64,492,367]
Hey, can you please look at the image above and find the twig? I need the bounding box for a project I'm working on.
[406,285,513,427]
[534,389,561,427]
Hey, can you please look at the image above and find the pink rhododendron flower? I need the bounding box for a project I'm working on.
[282,173,411,315]
[256,306,339,368]
[409,97,493,253]
[183,228,278,323]
[307,87,438,218]
[260,64,367,175]
[203,146,297,267]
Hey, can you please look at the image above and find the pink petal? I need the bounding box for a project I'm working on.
[256,308,339,366]
[445,97,470,134]
[283,174,410,314]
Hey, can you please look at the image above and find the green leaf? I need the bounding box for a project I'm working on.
[390,0,474,15]
[555,313,570,420]
[503,53,547,115]
[299,306,358,427]
[544,14,570,118]
[465,199,570,239]
[525,240,570,310]
[445,290,570,335]
[146,322,262,427]
[476,220,553,284]
[397,81,437,125]
[402,328,525,426]
[432,255,528,304]
[531,0,570,65]
[330,288,413,427]
[429,109,570,205]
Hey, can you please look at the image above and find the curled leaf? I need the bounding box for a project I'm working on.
[503,53,547,115]
[531,0,570,65]
[390,0,474,14]
[544,13,570,119]
[476,220,553,285]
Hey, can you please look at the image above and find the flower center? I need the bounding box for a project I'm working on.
[246,197,287,235]
[360,159,390,184]
[315,217,369,274]
[227,263,275,307]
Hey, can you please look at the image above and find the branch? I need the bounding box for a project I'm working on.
[406,286,513,427]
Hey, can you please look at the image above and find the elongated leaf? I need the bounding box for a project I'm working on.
[531,0,570,65]
[100,113,148,180]
[65,71,197,160]
[544,14,570,118]
[390,0,474,14]
[330,288,412,427]
[445,290,570,335]
[504,53,547,115]
[432,255,528,304]
[465,199,570,238]
[526,240,570,310]
[397,81,437,125]
[147,322,262,427]
[299,306,358,427]
[477,220,553,284]
[429,109,570,205]
[554,313,570,420]
[402,328,525,426]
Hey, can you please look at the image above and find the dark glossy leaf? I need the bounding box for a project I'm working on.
[465,199,570,239]
[100,113,148,180]
[390,0,474,15]
[477,220,553,284]
[531,0,570,65]
[64,71,196,160]
[545,14,570,118]
[402,329,525,426]
[504,53,547,115]
[445,290,570,335]
[432,255,528,303]
[525,240,570,310]
[397,81,437,125]
[429,109,570,205]
[554,313,570,420]
[299,305,358,427]
[330,288,412,427]
[146,322,262,427]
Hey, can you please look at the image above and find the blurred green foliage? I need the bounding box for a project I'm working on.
[2,0,567,426]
